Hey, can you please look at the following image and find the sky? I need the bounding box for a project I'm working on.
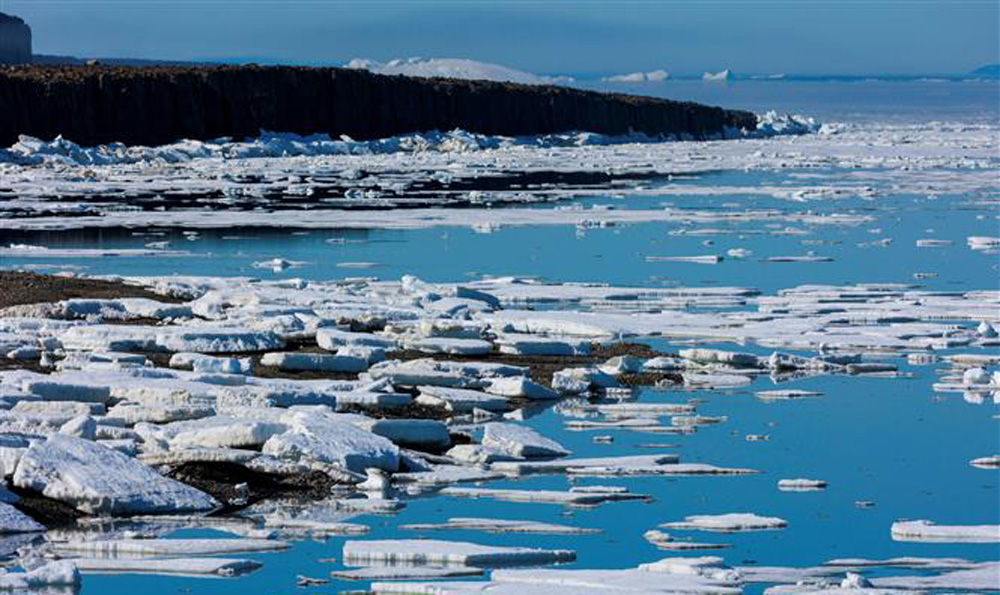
[3,0,998,75]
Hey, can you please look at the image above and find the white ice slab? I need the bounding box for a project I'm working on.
[440,487,648,506]
[53,538,290,556]
[482,423,570,459]
[661,513,788,532]
[260,351,367,373]
[415,386,509,412]
[400,517,600,534]
[13,433,219,515]
[890,520,1000,543]
[69,556,263,577]
[342,538,575,567]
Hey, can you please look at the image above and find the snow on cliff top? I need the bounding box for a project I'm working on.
[345,57,573,85]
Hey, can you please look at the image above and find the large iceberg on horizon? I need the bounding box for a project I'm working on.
[345,57,574,85]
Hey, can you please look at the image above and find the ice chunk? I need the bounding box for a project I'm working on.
[679,349,760,367]
[871,562,1000,591]
[53,538,289,556]
[890,520,1000,543]
[12,434,219,515]
[317,328,397,350]
[415,386,509,412]
[496,335,589,356]
[394,465,504,486]
[262,412,400,472]
[70,557,262,577]
[358,419,451,449]
[165,416,288,450]
[491,454,678,475]
[439,487,648,506]
[260,351,367,373]
[342,538,575,567]
[970,455,1000,469]
[155,329,284,353]
[643,530,729,550]
[778,479,827,491]
[551,367,619,395]
[407,338,494,356]
[400,517,600,534]
[59,415,97,440]
[332,565,484,580]
[661,513,788,532]
[0,560,79,590]
[169,352,253,375]
[485,377,558,400]
[0,501,44,534]
[482,423,570,458]
[367,359,526,388]
[756,390,822,401]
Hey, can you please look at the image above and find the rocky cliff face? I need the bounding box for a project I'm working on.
[0,13,31,65]
[0,64,757,147]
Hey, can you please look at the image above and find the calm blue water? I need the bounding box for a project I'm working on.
[4,186,995,295]
[1,80,998,594]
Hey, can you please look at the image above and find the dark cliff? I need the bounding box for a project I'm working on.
[0,13,32,65]
[0,64,758,147]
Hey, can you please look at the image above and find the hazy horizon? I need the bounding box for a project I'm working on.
[4,0,998,75]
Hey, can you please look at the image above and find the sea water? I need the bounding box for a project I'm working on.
[2,80,997,594]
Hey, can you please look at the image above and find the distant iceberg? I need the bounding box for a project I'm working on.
[345,57,573,86]
[702,69,731,81]
[602,69,669,83]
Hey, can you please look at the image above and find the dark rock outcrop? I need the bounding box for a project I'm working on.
[0,13,31,65]
[0,64,757,147]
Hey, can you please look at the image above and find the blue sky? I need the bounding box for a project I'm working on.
[5,0,998,74]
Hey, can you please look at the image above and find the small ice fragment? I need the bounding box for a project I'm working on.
[778,478,827,491]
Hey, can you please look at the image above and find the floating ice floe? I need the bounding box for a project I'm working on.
[646,255,723,265]
[415,386,509,412]
[643,530,730,551]
[68,557,262,577]
[259,351,368,373]
[332,565,485,580]
[400,517,600,534]
[778,479,827,491]
[439,486,649,506]
[661,513,788,532]
[969,455,1000,469]
[890,519,1000,543]
[482,422,570,459]
[0,244,190,258]
[342,539,576,567]
[0,561,80,591]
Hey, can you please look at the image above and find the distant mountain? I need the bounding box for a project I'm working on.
[345,57,574,85]
[971,64,999,77]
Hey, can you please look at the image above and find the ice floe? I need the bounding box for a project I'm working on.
[661,513,788,532]
[890,519,1000,543]
[342,538,575,567]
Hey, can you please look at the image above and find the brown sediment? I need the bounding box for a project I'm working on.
[164,461,337,512]
[0,271,178,310]
[8,485,83,528]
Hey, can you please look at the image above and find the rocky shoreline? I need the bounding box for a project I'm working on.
[0,64,757,146]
